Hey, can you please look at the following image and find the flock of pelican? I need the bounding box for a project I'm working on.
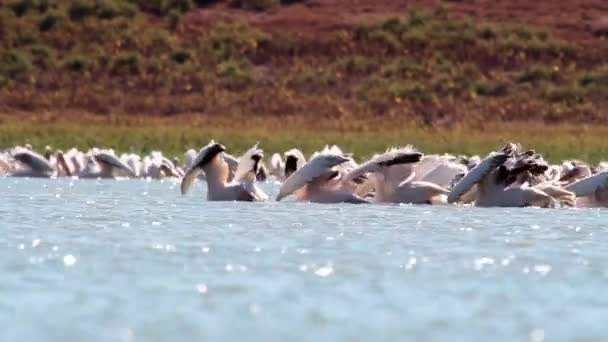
[2,142,608,208]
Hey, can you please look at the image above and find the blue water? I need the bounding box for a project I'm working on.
[1,178,607,341]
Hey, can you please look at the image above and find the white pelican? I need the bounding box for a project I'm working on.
[181,142,268,201]
[564,171,608,207]
[275,149,368,204]
[10,149,55,177]
[269,148,306,181]
[448,144,572,207]
[80,150,136,178]
[343,147,452,204]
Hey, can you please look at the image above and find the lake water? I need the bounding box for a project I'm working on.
[1,178,607,341]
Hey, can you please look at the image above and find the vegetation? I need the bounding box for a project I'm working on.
[2,114,608,164]
[0,1,606,157]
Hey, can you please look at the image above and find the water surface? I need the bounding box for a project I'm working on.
[1,178,607,341]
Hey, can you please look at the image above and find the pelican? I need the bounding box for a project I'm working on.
[79,150,136,178]
[448,144,572,207]
[10,149,55,177]
[564,171,608,207]
[275,148,368,204]
[269,148,307,181]
[181,141,268,201]
[343,147,453,204]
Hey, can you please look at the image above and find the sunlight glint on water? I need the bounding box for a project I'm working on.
[1,178,608,341]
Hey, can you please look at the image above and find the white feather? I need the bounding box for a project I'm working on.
[447,151,509,203]
[234,144,263,184]
[565,171,608,197]
[276,153,350,201]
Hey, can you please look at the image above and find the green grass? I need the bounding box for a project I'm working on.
[2,118,608,164]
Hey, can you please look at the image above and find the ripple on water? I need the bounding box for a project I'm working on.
[1,178,608,341]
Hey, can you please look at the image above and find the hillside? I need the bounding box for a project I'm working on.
[1,0,607,125]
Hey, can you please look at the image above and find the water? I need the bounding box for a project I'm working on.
[1,178,608,341]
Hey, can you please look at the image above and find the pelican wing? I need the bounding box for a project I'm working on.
[180,167,203,194]
[234,144,263,184]
[269,153,284,177]
[419,161,468,188]
[94,152,136,177]
[342,148,423,184]
[565,171,608,197]
[223,153,239,172]
[13,150,53,173]
[276,154,350,201]
[447,151,510,203]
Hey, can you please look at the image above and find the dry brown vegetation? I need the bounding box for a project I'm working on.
[1,0,607,126]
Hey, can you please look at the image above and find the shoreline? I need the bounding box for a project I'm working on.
[2,114,606,163]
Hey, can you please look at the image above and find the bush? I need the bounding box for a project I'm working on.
[39,12,65,32]
[69,0,137,21]
[68,0,97,21]
[580,72,608,87]
[544,84,586,104]
[29,45,56,69]
[111,52,143,75]
[216,59,252,87]
[0,51,34,80]
[388,81,432,101]
[63,55,95,73]
[206,23,268,61]
[381,59,424,77]
[9,0,49,17]
[517,66,553,83]
[134,0,194,15]
[474,80,509,96]
[230,0,280,11]
[171,50,191,64]
[96,0,137,19]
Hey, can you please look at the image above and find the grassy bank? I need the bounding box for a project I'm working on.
[1,115,607,163]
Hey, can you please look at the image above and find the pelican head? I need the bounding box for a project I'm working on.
[180,141,226,195]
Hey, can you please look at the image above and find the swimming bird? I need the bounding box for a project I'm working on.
[563,171,608,207]
[275,148,368,204]
[448,144,572,207]
[181,141,268,201]
[79,150,136,178]
[343,147,453,204]
[10,148,55,177]
[269,148,307,181]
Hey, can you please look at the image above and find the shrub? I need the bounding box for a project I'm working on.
[134,0,193,15]
[29,45,56,69]
[0,51,34,80]
[171,49,191,64]
[338,56,375,74]
[381,59,424,77]
[579,71,608,87]
[206,23,268,61]
[517,66,554,83]
[474,80,509,96]
[63,55,95,73]
[216,59,252,87]
[388,81,432,101]
[10,0,49,17]
[39,12,65,32]
[111,52,143,75]
[68,0,97,21]
[230,0,280,11]
[96,0,137,19]
[544,84,586,104]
